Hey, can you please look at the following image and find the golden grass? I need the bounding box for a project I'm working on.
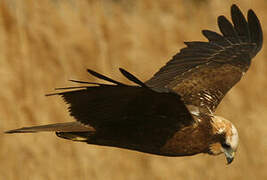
[1,0,266,179]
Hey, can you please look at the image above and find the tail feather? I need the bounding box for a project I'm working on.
[5,122,94,134]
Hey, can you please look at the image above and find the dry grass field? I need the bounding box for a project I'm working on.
[0,0,266,179]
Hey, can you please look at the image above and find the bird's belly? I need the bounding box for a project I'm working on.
[85,125,209,157]
[159,127,210,156]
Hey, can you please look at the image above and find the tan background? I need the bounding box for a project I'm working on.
[0,0,266,179]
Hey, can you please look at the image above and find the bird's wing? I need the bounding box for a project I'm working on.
[47,68,194,132]
[146,5,263,112]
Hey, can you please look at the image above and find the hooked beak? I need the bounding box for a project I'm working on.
[224,149,235,165]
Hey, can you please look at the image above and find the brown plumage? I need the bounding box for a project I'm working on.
[5,4,263,164]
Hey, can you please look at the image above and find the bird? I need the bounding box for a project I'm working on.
[5,4,263,165]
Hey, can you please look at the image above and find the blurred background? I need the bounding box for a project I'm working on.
[0,0,266,179]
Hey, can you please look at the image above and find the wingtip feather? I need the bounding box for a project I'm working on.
[119,68,147,87]
[217,15,237,38]
[231,4,239,11]
[247,9,263,52]
[87,68,126,86]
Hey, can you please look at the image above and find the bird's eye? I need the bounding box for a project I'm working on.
[221,142,231,149]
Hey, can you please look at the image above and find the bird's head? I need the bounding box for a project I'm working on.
[209,115,239,164]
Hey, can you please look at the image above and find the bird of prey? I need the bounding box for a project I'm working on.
[6,4,262,164]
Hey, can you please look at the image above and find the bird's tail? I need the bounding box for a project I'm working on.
[5,122,94,134]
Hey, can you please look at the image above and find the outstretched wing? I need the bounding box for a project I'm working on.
[146,5,263,112]
[47,68,194,133]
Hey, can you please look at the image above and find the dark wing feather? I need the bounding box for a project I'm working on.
[119,68,148,87]
[231,5,250,40]
[248,9,263,56]
[87,69,126,86]
[146,4,263,112]
[218,15,238,41]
